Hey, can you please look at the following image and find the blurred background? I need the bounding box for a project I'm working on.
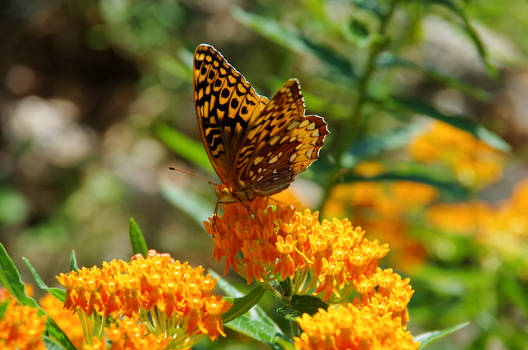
[1,0,528,349]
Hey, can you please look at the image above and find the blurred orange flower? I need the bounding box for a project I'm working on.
[409,120,504,188]
[427,178,528,273]
[324,179,438,271]
[0,297,46,350]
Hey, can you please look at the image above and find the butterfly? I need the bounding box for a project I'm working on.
[193,44,329,204]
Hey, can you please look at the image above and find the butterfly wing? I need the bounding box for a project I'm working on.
[235,79,329,197]
[193,44,265,183]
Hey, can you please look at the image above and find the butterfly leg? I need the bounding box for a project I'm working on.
[211,200,236,236]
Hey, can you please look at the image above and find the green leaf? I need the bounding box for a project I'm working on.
[69,251,79,272]
[498,269,528,317]
[210,270,284,342]
[386,97,510,152]
[155,122,213,174]
[351,0,383,17]
[421,0,496,77]
[342,123,424,167]
[160,181,212,226]
[0,243,37,307]
[416,322,470,349]
[291,295,329,316]
[43,335,65,350]
[226,314,287,346]
[129,218,148,257]
[0,244,75,349]
[376,54,492,101]
[222,286,266,323]
[22,257,65,302]
[232,7,356,80]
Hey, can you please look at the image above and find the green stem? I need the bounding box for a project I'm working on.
[318,1,399,212]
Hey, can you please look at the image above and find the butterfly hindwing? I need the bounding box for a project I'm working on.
[193,44,264,182]
[237,79,329,197]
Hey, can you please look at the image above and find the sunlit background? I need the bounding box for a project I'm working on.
[1,0,528,348]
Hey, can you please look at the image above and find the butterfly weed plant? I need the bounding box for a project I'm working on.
[2,0,527,349]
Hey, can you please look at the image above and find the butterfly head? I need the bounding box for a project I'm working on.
[214,183,235,202]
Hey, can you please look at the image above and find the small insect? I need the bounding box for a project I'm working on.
[193,44,329,206]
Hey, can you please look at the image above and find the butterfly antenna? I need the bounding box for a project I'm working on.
[168,166,218,186]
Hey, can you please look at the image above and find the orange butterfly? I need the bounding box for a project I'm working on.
[193,44,329,205]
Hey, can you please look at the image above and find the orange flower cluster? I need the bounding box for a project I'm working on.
[207,198,391,302]
[409,120,504,188]
[0,297,46,350]
[427,178,528,270]
[324,179,438,271]
[57,250,231,347]
[83,317,170,350]
[294,302,418,350]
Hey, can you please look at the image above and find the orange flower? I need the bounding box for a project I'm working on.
[0,298,46,350]
[294,303,419,350]
[57,250,231,347]
[409,120,504,188]
[40,294,84,348]
[207,198,390,302]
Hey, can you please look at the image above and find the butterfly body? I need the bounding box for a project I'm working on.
[193,44,329,202]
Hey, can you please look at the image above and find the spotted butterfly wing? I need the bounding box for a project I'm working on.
[193,44,328,201]
[236,79,328,197]
[193,44,266,184]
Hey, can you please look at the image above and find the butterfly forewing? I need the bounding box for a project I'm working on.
[193,44,329,201]
[193,44,264,183]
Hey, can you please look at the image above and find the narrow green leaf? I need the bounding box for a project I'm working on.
[416,322,470,349]
[45,318,76,350]
[155,122,213,174]
[0,243,37,307]
[421,0,496,77]
[223,286,266,323]
[213,271,285,345]
[0,300,8,319]
[339,170,468,199]
[69,251,79,272]
[0,246,74,349]
[22,257,66,302]
[43,335,65,350]
[160,181,212,226]
[387,97,510,152]
[129,218,148,257]
[376,54,492,101]
[232,7,356,80]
